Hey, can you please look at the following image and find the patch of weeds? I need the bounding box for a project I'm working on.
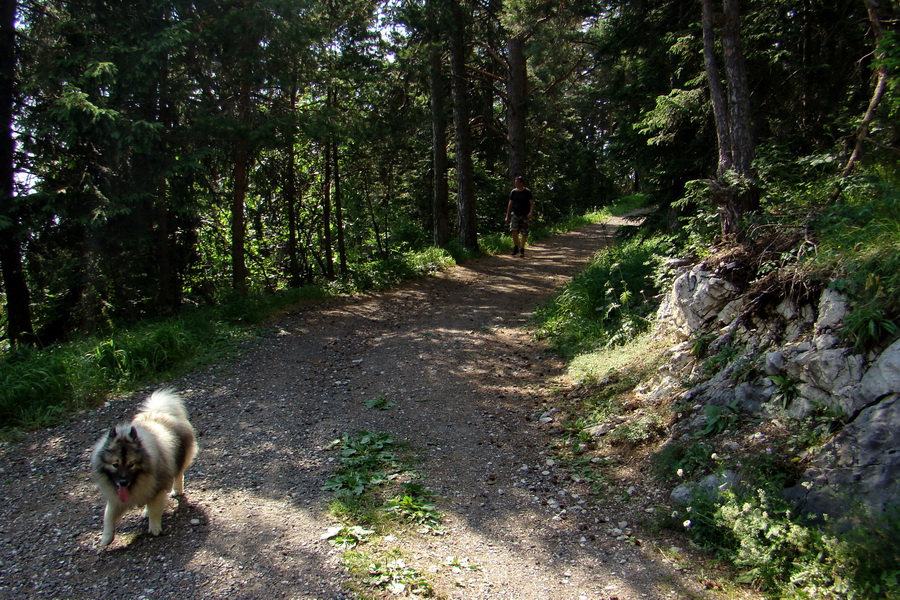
[700,400,741,437]
[559,416,596,456]
[790,405,845,451]
[323,431,444,597]
[653,439,717,480]
[364,394,395,410]
[729,353,760,383]
[322,470,388,498]
[344,549,435,597]
[567,454,611,494]
[841,301,899,352]
[769,374,800,409]
[321,525,376,549]
[322,431,400,502]
[566,332,664,384]
[444,556,481,573]
[665,435,900,600]
[684,488,900,598]
[385,483,444,533]
[331,431,399,471]
[703,344,741,377]
[689,333,717,358]
[607,411,666,446]
[534,235,673,358]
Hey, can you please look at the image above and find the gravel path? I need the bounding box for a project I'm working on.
[0,219,754,600]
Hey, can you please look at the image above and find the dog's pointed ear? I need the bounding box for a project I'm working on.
[124,426,139,442]
[108,426,117,439]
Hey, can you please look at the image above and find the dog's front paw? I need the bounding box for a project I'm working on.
[100,533,114,546]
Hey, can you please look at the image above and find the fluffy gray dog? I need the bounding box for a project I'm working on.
[91,389,197,546]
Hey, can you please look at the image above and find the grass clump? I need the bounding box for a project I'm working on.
[0,245,453,434]
[0,313,243,431]
[535,233,673,357]
[339,248,456,293]
[805,175,900,351]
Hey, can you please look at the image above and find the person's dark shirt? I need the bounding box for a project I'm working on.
[509,188,533,216]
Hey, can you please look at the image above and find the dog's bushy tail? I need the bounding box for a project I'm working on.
[140,388,189,421]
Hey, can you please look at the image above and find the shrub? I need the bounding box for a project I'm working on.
[535,234,673,357]
[683,487,900,598]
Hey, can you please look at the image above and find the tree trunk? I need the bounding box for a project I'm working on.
[0,0,34,346]
[507,34,527,184]
[230,81,251,294]
[701,0,759,239]
[701,0,731,175]
[333,140,347,276]
[722,0,754,176]
[322,139,334,280]
[838,0,891,180]
[364,180,386,260]
[449,0,478,251]
[285,88,301,287]
[429,43,451,246]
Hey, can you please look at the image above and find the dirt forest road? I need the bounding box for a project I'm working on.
[0,219,749,600]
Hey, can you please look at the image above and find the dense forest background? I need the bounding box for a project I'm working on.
[0,0,896,347]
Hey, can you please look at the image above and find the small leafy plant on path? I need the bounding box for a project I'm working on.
[322,430,446,598]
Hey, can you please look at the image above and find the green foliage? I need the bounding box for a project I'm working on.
[535,234,673,357]
[809,177,900,350]
[841,304,899,353]
[689,333,717,358]
[791,407,845,452]
[322,525,376,549]
[700,400,741,437]
[702,344,741,377]
[684,487,900,599]
[874,31,900,121]
[672,181,722,256]
[607,411,665,446]
[323,431,443,596]
[385,484,443,532]
[364,394,395,410]
[770,374,800,409]
[344,549,435,598]
[639,87,707,147]
[341,248,456,293]
[0,287,323,432]
[653,439,716,479]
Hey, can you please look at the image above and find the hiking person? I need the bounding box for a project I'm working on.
[505,175,534,257]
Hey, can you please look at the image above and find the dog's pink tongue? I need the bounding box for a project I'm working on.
[117,485,130,503]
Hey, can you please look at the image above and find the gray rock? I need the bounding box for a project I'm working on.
[587,422,612,438]
[734,382,771,413]
[785,395,900,525]
[671,470,741,506]
[656,266,740,341]
[763,351,785,376]
[856,338,900,407]
[815,289,850,334]
[776,298,799,321]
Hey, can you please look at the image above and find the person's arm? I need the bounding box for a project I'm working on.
[505,195,513,222]
[527,193,534,219]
